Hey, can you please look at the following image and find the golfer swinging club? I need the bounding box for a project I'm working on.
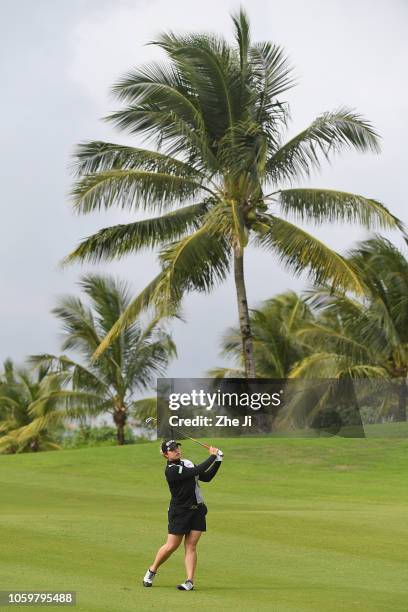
[143,440,223,590]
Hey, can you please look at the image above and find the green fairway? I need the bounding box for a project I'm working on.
[1,436,407,611]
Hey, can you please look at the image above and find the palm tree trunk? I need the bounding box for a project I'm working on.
[30,438,40,452]
[396,379,407,421]
[113,408,127,445]
[233,247,256,378]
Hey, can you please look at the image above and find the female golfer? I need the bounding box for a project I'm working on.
[143,439,223,590]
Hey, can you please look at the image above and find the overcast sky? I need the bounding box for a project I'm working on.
[1,0,407,379]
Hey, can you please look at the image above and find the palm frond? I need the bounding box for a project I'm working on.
[108,60,217,168]
[343,365,390,378]
[79,274,131,337]
[92,272,170,360]
[306,288,396,360]
[52,296,101,356]
[29,354,110,397]
[289,352,350,378]
[2,359,16,384]
[277,188,403,231]
[232,8,250,76]
[71,169,213,215]
[124,338,176,392]
[110,60,202,127]
[249,41,295,104]
[266,108,380,183]
[154,32,238,134]
[159,225,231,294]
[255,216,364,294]
[72,141,204,178]
[130,397,157,423]
[93,227,230,359]
[305,288,367,318]
[63,201,211,264]
[297,323,372,362]
[28,353,72,373]
[28,390,110,421]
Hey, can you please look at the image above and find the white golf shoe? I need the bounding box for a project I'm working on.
[177,579,194,590]
[143,568,156,587]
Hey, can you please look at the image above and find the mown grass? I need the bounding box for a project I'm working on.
[1,434,407,611]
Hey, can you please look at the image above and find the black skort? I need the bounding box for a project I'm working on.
[168,503,208,535]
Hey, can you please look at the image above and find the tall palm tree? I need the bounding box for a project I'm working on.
[32,274,176,444]
[292,237,408,421]
[0,360,67,453]
[210,291,314,378]
[65,9,402,377]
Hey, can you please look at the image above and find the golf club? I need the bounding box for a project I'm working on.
[145,416,212,451]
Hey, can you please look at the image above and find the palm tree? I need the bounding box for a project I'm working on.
[65,9,402,377]
[292,237,408,421]
[0,360,66,453]
[210,291,314,378]
[31,274,176,444]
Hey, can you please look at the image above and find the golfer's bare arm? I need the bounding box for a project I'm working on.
[166,455,218,482]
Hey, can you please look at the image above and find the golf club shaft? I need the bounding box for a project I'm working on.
[146,417,211,450]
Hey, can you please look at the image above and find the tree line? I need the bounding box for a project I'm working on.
[2,235,407,452]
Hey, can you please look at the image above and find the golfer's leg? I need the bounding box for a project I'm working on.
[184,530,202,582]
[150,534,183,572]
